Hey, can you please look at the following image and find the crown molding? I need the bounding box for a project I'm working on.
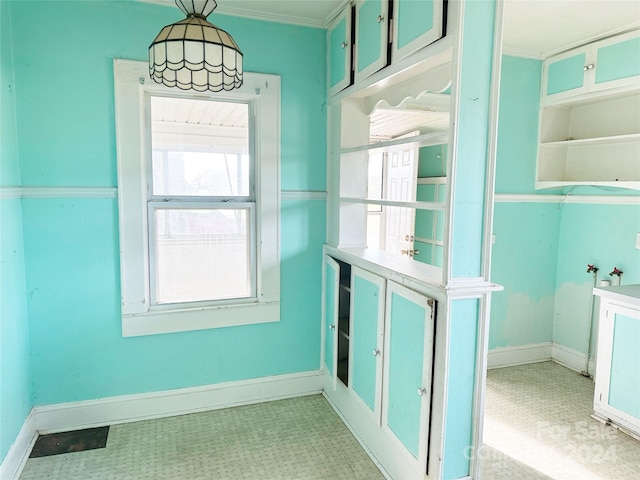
[137,0,342,29]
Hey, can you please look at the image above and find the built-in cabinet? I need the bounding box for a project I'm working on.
[537,29,640,190]
[323,251,436,478]
[543,30,640,100]
[328,0,445,96]
[592,285,640,439]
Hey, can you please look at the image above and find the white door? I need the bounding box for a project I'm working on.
[384,146,418,257]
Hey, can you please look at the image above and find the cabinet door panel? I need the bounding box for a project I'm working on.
[351,267,385,417]
[328,7,352,96]
[608,312,640,419]
[546,52,587,96]
[384,282,434,461]
[355,0,389,82]
[595,35,640,85]
[324,256,340,383]
[393,0,444,62]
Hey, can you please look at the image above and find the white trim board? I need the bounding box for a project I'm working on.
[34,370,323,434]
[0,412,37,480]
[0,371,322,480]
[281,190,328,201]
[487,342,552,369]
[495,194,640,205]
[0,187,118,199]
[552,343,596,375]
[487,342,596,375]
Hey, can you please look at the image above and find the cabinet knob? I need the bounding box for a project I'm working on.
[417,387,427,396]
[329,324,336,330]
[583,63,595,71]
[372,348,380,356]
[376,15,384,23]
[341,41,348,49]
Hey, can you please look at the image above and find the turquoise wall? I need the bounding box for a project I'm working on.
[491,54,640,357]
[0,1,32,463]
[9,1,327,406]
[490,203,559,348]
[554,203,640,354]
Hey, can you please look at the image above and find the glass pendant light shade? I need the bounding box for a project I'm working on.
[149,0,243,92]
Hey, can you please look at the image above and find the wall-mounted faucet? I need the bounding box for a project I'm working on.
[586,264,599,274]
[609,267,623,277]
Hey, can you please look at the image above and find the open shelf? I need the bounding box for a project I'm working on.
[536,89,640,190]
[541,133,640,147]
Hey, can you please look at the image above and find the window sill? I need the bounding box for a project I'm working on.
[122,301,280,337]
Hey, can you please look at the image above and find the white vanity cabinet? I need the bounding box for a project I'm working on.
[592,285,640,439]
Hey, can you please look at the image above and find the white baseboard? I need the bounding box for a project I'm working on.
[0,411,37,480]
[487,342,552,369]
[552,343,595,375]
[35,370,323,433]
[487,342,596,375]
[1,370,323,479]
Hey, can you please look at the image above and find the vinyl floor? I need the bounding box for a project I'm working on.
[19,362,640,480]
[19,395,385,480]
[480,361,640,480]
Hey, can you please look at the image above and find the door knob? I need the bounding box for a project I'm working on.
[376,15,384,23]
[372,349,380,356]
[341,41,348,49]
[404,234,415,241]
[329,324,335,330]
[417,387,427,396]
[401,249,420,257]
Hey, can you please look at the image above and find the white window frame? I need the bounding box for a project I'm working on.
[114,59,280,337]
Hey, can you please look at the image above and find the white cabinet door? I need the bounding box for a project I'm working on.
[392,0,444,63]
[350,266,386,422]
[354,0,390,83]
[382,281,435,467]
[594,300,640,437]
[328,6,353,97]
[323,256,340,388]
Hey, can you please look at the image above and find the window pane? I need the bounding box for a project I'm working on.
[150,96,250,197]
[153,208,252,304]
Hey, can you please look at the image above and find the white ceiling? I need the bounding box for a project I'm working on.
[502,0,640,57]
[149,0,640,58]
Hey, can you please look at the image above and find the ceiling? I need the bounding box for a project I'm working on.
[194,0,640,58]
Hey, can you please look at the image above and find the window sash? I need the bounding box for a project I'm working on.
[145,93,256,201]
[147,201,257,309]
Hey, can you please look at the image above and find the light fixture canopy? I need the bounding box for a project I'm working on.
[149,0,243,92]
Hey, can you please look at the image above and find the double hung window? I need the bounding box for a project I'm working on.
[114,60,280,336]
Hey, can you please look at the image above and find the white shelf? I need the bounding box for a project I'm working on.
[340,130,449,155]
[541,133,640,147]
[536,180,640,190]
[340,197,446,211]
[417,176,447,185]
[536,88,640,190]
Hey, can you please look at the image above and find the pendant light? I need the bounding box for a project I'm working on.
[149,0,243,92]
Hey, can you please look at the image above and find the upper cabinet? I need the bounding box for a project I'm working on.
[328,6,353,97]
[328,1,446,96]
[392,0,445,63]
[536,29,640,190]
[543,30,640,102]
[354,0,390,83]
